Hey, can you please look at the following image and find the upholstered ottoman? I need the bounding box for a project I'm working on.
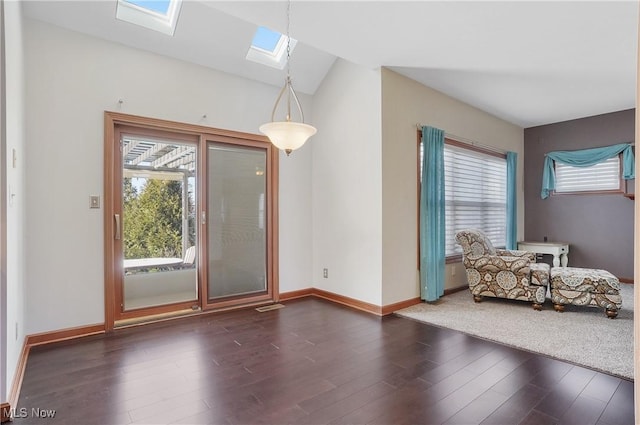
[550,267,622,318]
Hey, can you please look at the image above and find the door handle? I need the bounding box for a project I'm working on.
[114,214,121,240]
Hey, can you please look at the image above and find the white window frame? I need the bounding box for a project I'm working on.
[554,155,622,195]
[116,0,182,36]
[246,27,297,70]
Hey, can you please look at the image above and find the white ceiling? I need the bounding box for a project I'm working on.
[23,0,638,128]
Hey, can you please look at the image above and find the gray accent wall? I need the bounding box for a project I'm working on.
[524,109,635,280]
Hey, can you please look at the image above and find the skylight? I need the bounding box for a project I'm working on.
[252,27,282,53]
[116,0,182,36]
[246,26,297,70]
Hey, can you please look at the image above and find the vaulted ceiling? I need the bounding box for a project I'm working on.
[23,1,638,128]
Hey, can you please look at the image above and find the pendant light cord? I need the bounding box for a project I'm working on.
[285,0,292,121]
[286,0,291,78]
[266,0,306,124]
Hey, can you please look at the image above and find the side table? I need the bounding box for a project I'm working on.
[517,241,569,268]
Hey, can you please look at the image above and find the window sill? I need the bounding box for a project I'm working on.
[446,255,462,264]
[552,189,624,197]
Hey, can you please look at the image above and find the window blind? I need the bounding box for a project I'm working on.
[554,156,620,193]
[444,144,506,256]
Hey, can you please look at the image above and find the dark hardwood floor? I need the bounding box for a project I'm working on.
[13,298,634,425]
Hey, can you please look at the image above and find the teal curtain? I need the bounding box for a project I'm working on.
[541,143,635,199]
[420,126,445,302]
[506,152,517,250]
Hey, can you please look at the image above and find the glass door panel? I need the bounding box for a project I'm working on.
[122,137,198,311]
[107,114,277,328]
[207,143,267,301]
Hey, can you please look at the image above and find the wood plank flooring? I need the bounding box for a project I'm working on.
[13,298,634,424]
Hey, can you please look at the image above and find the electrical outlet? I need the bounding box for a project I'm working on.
[323,268,328,278]
[90,195,100,209]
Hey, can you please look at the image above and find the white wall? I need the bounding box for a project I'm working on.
[23,19,312,334]
[311,59,383,305]
[381,68,525,305]
[3,0,27,401]
[1,0,5,404]
[278,140,312,294]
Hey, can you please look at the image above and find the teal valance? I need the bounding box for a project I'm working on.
[541,143,635,199]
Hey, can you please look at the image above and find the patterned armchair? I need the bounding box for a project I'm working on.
[455,229,549,310]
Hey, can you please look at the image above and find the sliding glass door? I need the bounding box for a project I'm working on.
[121,137,198,311]
[109,124,200,322]
[203,140,277,308]
[207,143,267,300]
[104,113,278,328]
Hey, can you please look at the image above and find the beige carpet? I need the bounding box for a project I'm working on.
[396,284,634,380]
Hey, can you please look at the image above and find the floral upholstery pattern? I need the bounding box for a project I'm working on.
[455,229,548,310]
[550,267,621,318]
[530,263,550,288]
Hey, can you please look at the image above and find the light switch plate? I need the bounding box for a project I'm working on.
[90,195,100,209]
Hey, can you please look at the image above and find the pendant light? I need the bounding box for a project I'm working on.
[259,0,316,156]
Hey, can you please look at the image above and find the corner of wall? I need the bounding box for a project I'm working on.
[0,0,6,405]
[310,58,383,306]
[2,0,27,403]
[380,68,525,305]
[633,6,639,420]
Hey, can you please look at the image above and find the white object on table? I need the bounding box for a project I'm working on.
[124,257,183,270]
[517,241,569,267]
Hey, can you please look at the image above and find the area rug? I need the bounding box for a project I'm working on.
[396,284,634,380]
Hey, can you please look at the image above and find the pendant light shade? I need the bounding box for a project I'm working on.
[259,0,316,156]
[259,121,317,156]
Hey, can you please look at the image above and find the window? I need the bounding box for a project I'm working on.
[443,142,507,256]
[246,26,297,70]
[251,27,282,52]
[116,0,182,36]
[419,139,507,257]
[554,156,621,194]
[125,0,171,15]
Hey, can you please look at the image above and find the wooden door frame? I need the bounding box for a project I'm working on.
[104,112,279,331]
